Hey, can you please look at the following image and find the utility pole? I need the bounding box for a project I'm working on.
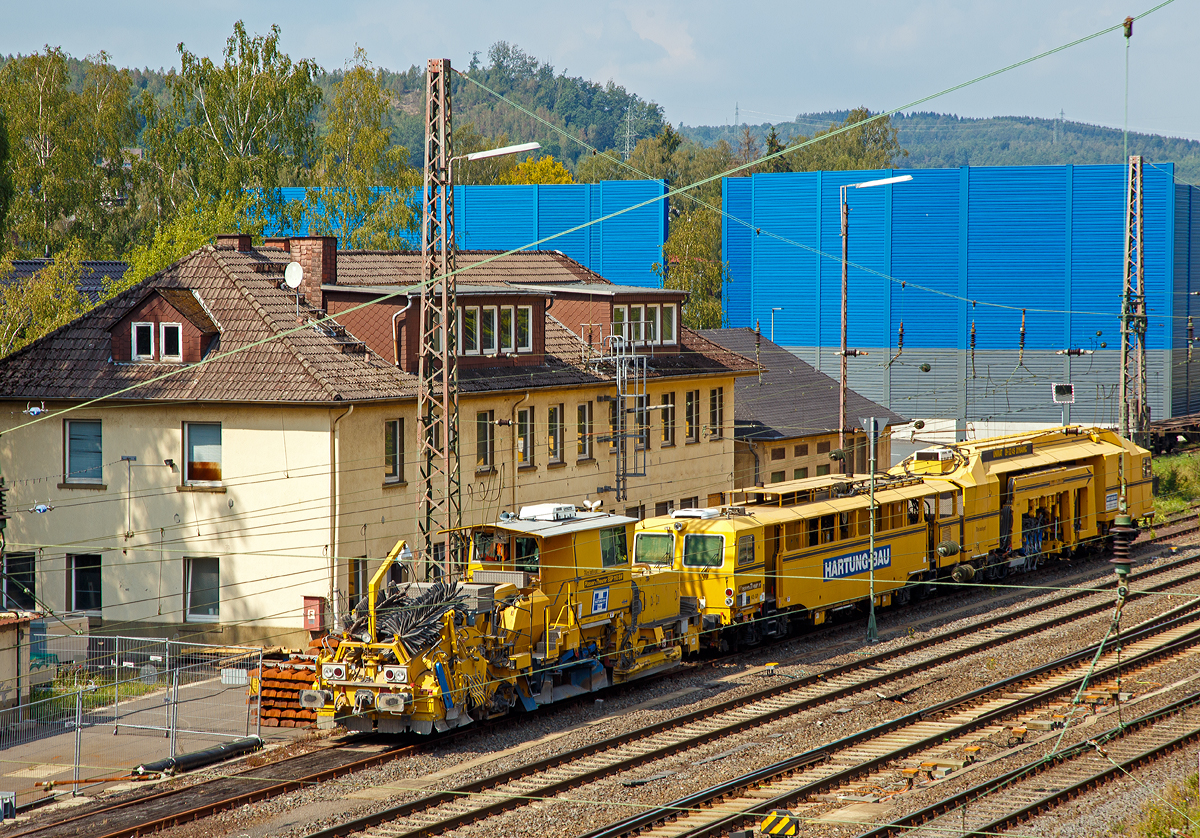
[1119,154,1148,447]
[1124,16,1134,163]
[417,58,462,580]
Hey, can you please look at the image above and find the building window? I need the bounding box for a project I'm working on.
[384,419,403,483]
[517,407,534,466]
[661,393,676,446]
[680,496,698,509]
[500,307,515,353]
[771,471,785,483]
[645,305,659,343]
[347,558,368,606]
[548,405,564,463]
[577,401,594,459]
[794,467,808,480]
[476,411,494,469]
[460,307,479,355]
[600,525,628,567]
[132,322,154,360]
[817,440,831,454]
[817,464,831,476]
[795,443,809,456]
[70,554,101,613]
[708,387,724,439]
[661,305,677,344]
[624,505,645,520]
[630,304,644,343]
[636,395,650,449]
[480,307,497,355]
[516,306,533,352]
[160,323,182,361]
[685,390,700,442]
[613,306,627,340]
[771,447,785,461]
[185,422,222,484]
[3,552,35,610]
[654,500,675,516]
[185,557,220,622]
[609,399,620,451]
[65,419,103,483]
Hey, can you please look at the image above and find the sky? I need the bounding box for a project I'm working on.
[4,0,1197,140]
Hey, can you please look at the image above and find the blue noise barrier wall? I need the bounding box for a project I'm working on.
[273,181,668,288]
[723,164,1200,422]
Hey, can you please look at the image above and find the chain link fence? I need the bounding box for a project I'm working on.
[0,634,262,809]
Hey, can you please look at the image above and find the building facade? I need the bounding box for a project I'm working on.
[0,238,753,646]
[723,163,1200,426]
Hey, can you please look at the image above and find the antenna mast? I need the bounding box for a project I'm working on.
[417,58,462,579]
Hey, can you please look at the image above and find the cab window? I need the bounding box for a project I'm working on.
[683,534,724,568]
[515,537,539,573]
[473,530,506,562]
[600,526,628,567]
[634,532,674,566]
[737,534,755,566]
[939,492,956,518]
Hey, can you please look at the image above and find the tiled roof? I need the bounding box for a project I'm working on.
[696,328,905,440]
[336,250,614,288]
[0,246,756,406]
[3,260,129,304]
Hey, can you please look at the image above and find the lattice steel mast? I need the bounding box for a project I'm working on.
[1119,154,1148,444]
[417,58,461,578]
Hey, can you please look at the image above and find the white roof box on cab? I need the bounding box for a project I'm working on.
[671,507,721,519]
[519,503,578,522]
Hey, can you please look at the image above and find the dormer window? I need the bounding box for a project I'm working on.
[459,305,533,356]
[132,323,154,360]
[160,323,182,362]
[516,306,532,352]
[613,303,677,346]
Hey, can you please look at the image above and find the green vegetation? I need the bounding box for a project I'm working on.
[1150,453,1200,518]
[31,667,162,710]
[1109,772,1200,836]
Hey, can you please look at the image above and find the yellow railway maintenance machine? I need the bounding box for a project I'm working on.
[303,504,699,734]
[634,426,1152,650]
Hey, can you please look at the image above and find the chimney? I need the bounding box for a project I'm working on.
[287,236,337,307]
[215,234,253,252]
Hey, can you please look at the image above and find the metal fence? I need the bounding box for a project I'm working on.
[0,635,262,809]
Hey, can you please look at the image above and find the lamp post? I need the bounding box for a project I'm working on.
[771,307,783,343]
[449,141,541,181]
[859,416,881,643]
[840,175,912,474]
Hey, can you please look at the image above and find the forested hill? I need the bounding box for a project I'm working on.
[682,111,1200,183]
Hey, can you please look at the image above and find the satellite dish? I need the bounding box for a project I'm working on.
[284,262,304,290]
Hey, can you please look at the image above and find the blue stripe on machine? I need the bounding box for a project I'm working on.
[823,544,892,581]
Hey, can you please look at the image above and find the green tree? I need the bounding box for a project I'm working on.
[785,107,907,172]
[0,49,137,257]
[0,240,90,356]
[758,125,790,174]
[139,21,321,211]
[118,194,263,293]
[307,48,417,249]
[653,208,726,330]
[0,108,12,252]
[575,149,627,183]
[451,123,521,185]
[503,155,574,185]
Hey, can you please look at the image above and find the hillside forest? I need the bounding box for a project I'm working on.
[0,23,1195,353]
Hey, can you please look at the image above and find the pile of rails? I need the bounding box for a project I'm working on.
[250,658,317,729]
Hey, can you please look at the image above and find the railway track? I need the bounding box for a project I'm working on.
[856,691,1200,837]
[581,608,1200,838]
[302,553,1200,838]
[11,542,1193,838]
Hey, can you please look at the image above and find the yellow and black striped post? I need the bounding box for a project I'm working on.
[760,809,800,835]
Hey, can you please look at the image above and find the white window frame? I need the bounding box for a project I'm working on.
[500,306,515,353]
[159,322,183,362]
[184,421,223,486]
[630,304,644,343]
[577,401,594,459]
[184,557,220,623]
[661,304,677,345]
[476,411,494,469]
[517,407,534,466]
[516,306,533,353]
[132,322,154,361]
[480,306,498,355]
[384,418,403,483]
[459,307,480,356]
[645,305,659,344]
[64,419,104,484]
[548,404,564,463]
[613,306,628,341]
[69,554,102,615]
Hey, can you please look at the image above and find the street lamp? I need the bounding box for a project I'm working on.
[839,175,912,474]
[449,141,541,180]
[771,307,783,343]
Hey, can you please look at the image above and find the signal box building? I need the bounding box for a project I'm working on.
[0,237,754,646]
[723,163,1200,429]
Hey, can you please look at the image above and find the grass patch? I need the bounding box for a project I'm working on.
[1110,772,1200,836]
[1152,453,1200,522]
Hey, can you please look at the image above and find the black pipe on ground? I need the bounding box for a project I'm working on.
[134,736,263,777]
